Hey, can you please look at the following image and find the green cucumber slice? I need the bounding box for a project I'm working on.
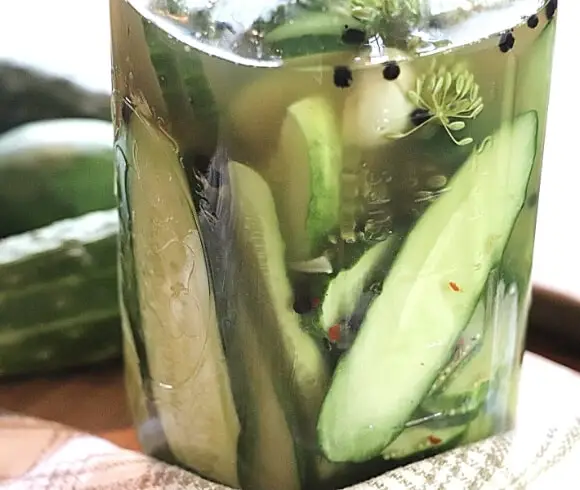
[320,234,402,332]
[229,161,336,484]
[143,20,218,157]
[504,20,557,294]
[265,13,363,44]
[422,300,487,400]
[424,276,522,416]
[269,96,342,261]
[123,316,150,441]
[317,112,538,463]
[231,295,301,490]
[128,114,240,487]
[502,195,537,298]
[515,21,556,131]
[421,379,490,418]
[265,13,364,58]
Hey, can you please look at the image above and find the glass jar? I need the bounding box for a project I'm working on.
[110,0,558,488]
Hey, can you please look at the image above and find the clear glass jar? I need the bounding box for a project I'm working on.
[110,0,558,488]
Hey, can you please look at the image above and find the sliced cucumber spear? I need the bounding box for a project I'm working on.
[229,162,338,485]
[265,13,364,45]
[230,294,301,490]
[128,114,240,487]
[317,112,538,463]
[264,12,364,58]
[422,299,487,401]
[268,96,342,261]
[420,281,520,417]
[320,234,402,332]
[143,19,218,157]
[504,20,557,294]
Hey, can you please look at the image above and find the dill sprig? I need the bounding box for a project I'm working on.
[350,0,422,25]
[346,0,423,42]
[388,64,484,146]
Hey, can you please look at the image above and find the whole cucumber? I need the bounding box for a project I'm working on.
[0,118,116,239]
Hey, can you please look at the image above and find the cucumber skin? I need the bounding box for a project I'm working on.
[382,422,467,461]
[0,209,118,297]
[320,235,403,334]
[273,95,342,260]
[144,20,218,157]
[299,97,342,253]
[420,380,490,416]
[126,114,240,487]
[0,314,121,377]
[230,162,339,487]
[0,211,121,376]
[0,119,116,239]
[230,295,302,490]
[317,113,538,463]
[504,20,556,297]
[0,152,115,240]
[0,271,118,330]
[264,11,362,58]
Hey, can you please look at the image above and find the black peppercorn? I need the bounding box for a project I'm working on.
[334,66,353,88]
[499,31,515,53]
[293,291,314,314]
[527,14,539,29]
[341,25,366,45]
[546,0,557,20]
[383,62,401,81]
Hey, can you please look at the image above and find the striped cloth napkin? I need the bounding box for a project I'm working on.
[1,352,580,490]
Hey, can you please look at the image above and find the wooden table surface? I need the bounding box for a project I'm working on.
[0,287,579,455]
[0,360,141,451]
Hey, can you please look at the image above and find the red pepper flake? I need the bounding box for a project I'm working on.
[328,324,341,342]
[448,281,461,292]
[311,297,321,308]
[428,435,442,445]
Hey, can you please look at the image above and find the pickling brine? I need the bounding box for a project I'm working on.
[110,0,557,488]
